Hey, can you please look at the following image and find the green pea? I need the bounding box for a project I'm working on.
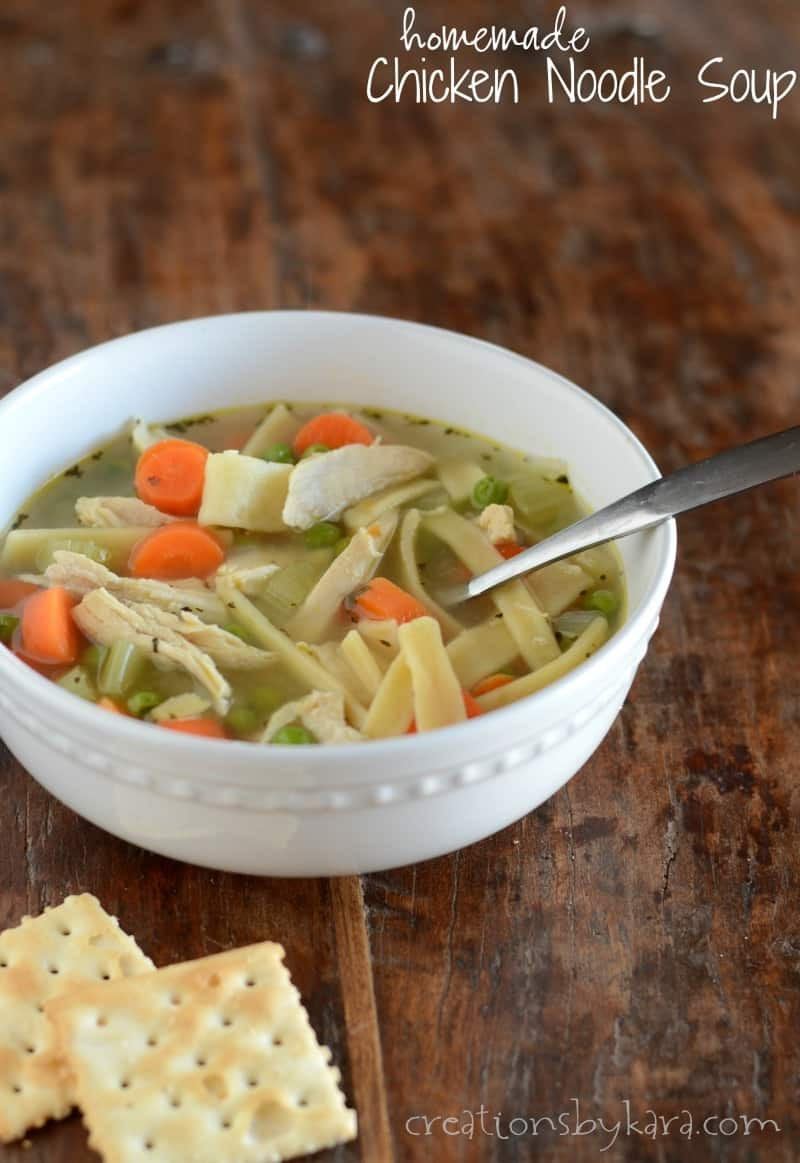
[249,686,284,713]
[225,622,254,644]
[333,535,352,557]
[126,690,163,717]
[225,705,259,737]
[303,521,342,549]
[471,476,509,509]
[0,614,19,645]
[81,643,109,674]
[261,443,294,464]
[271,724,317,745]
[583,589,618,618]
[301,443,330,459]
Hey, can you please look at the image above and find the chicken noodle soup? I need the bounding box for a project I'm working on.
[0,403,625,743]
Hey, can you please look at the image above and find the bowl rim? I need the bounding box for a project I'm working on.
[0,310,677,777]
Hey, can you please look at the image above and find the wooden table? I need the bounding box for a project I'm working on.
[1,2,798,1160]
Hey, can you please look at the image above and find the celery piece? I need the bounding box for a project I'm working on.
[553,609,603,644]
[0,614,19,644]
[57,666,97,703]
[584,589,618,618]
[98,641,148,698]
[509,475,578,533]
[1,527,151,574]
[34,539,112,572]
[255,552,334,628]
[81,643,109,675]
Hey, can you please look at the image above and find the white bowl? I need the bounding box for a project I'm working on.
[0,313,676,876]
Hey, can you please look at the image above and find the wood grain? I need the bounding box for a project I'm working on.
[0,0,799,1160]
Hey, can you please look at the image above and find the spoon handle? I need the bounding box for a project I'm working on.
[465,425,800,600]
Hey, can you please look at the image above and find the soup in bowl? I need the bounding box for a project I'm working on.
[1,400,625,744]
[0,313,675,875]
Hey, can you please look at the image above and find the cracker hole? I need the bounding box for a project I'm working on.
[25,1046,35,1055]
[208,973,221,988]
[244,977,256,988]
[168,1095,182,1109]
[297,1096,309,1107]
[97,1016,108,1028]
[221,1016,233,1028]
[221,1119,232,1130]
[12,1085,22,1094]
[246,1076,259,1088]
[0,960,7,969]
[144,1140,154,1152]
[48,966,60,976]
[195,1056,207,1068]
[120,1079,131,1090]
[59,927,72,937]
[169,994,181,1006]
[100,972,111,981]
[202,1074,228,1100]
[146,1035,158,1048]
[250,1100,294,1142]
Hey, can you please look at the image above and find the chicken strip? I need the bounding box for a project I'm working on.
[72,589,233,714]
[261,691,364,745]
[42,551,227,621]
[477,503,517,545]
[282,444,434,530]
[286,512,398,643]
[76,496,179,529]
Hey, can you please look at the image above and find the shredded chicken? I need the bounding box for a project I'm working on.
[148,693,212,723]
[261,690,364,745]
[43,551,226,621]
[286,513,397,643]
[72,589,233,714]
[477,503,517,545]
[282,443,434,530]
[143,607,274,670]
[76,496,178,529]
[213,555,280,594]
[130,418,171,454]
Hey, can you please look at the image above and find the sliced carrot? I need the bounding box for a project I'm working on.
[495,539,524,560]
[159,717,228,739]
[353,577,428,624]
[20,586,82,665]
[0,579,40,610]
[97,696,127,715]
[128,523,225,580]
[293,412,373,457]
[408,690,482,733]
[462,691,483,718]
[134,438,209,517]
[471,673,514,697]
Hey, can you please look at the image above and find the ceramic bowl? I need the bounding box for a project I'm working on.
[0,313,676,875]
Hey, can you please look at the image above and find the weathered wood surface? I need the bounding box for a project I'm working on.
[1,1,798,1160]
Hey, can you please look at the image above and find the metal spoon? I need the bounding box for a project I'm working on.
[447,426,800,604]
